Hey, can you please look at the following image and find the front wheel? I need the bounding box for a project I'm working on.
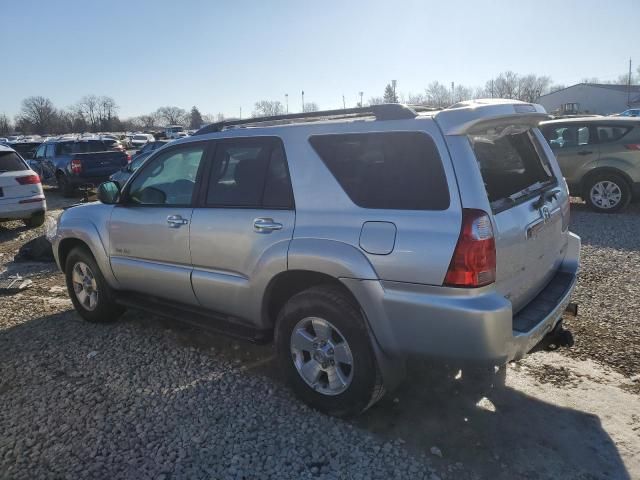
[65,247,124,323]
[275,285,384,417]
[584,174,630,213]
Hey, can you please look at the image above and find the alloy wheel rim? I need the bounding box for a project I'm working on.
[590,181,622,209]
[72,261,99,311]
[290,317,354,396]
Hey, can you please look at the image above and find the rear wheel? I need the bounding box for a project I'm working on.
[23,212,45,228]
[275,285,384,417]
[57,173,74,197]
[584,173,630,213]
[65,247,124,323]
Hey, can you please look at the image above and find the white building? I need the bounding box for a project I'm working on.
[537,83,640,115]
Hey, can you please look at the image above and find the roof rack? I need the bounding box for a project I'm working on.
[194,103,436,136]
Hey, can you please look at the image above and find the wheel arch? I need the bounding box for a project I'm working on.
[581,167,633,196]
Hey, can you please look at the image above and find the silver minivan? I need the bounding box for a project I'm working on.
[51,100,580,416]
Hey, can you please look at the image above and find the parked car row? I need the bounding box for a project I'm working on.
[51,100,580,417]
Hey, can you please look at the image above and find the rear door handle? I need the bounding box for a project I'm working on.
[167,215,188,228]
[577,150,593,156]
[253,217,283,233]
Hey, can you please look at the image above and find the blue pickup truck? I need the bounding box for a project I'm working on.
[31,139,129,196]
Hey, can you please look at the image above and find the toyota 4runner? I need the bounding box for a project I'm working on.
[51,100,580,416]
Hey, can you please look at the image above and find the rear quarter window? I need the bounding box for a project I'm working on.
[309,131,450,210]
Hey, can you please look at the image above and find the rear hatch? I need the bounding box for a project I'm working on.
[0,150,40,200]
[468,123,569,312]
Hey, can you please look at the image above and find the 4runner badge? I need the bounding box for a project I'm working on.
[540,206,551,222]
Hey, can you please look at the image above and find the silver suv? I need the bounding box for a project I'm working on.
[51,100,580,416]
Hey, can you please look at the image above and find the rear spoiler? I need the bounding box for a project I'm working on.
[434,99,551,136]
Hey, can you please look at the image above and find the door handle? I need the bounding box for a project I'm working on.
[577,150,593,156]
[167,215,188,228]
[253,217,283,233]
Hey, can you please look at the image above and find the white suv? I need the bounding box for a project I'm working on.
[0,145,47,228]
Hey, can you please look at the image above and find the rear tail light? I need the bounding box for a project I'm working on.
[15,174,41,185]
[71,158,82,174]
[126,154,131,163]
[624,144,640,151]
[444,209,496,288]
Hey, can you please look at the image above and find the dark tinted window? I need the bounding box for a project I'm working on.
[207,142,270,207]
[309,132,449,210]
[206,139,293,208]
[596,125,631,143]
[263,144,294,208]
[0,151,27,172]
[45,144,56,157]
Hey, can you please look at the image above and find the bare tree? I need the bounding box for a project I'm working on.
[98,96,118,130]
[0,114,11,135]
[517,74,551,102]
[156,106,187,126]
[405,93,428,105]
[17,96,57,134]
[303,102,319,113]
[77,95,101,131]
[252,100,285,117]
[425,82,450,108]
[367,96,385,105]
[452,85,473,103]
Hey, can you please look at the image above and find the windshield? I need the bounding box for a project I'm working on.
[134,135,148,141]
[167,127,183,133]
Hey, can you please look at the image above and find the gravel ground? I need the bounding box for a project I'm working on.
[0,189,639,479]
[562,200,640,382]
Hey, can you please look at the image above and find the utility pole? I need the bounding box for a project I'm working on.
[285,94,289,114]
[490,80,494,98]
[342,95,346,110]
[239,107,242,119]
[451,82,455,104]
[628,58,633,107]
[301,90,305,112]
[359,91,364,107]
[391,80,397,102]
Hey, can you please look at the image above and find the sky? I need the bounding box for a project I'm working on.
[1,0,638,120]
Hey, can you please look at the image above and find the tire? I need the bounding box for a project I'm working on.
[584,173,631,213]
[64,246,124,323]
[57,174,74,197]
[275,284,385,417]
[23,212,45,228]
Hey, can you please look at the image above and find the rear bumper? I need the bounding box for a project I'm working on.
[343,232,580,365]
[0,197,47,220]
[67,176,111,188]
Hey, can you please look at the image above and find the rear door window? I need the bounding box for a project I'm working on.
[0,151,27,172]
[309,131,449,210]
[205,138,294,209]
[469,127,555,209]
[596,125,632,143]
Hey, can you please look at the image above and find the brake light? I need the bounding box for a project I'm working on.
[624,144,640,151]
[126,154,131,163]
[15,174,41,185]
[444,209,496,288]
[71,158,82,174]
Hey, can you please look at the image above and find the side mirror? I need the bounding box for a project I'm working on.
[97,181,120,204]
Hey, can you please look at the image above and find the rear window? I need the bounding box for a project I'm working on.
[0,151,27,172]
[469,127,555,208]
[134,135,148,141]
[309,132,449,210]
